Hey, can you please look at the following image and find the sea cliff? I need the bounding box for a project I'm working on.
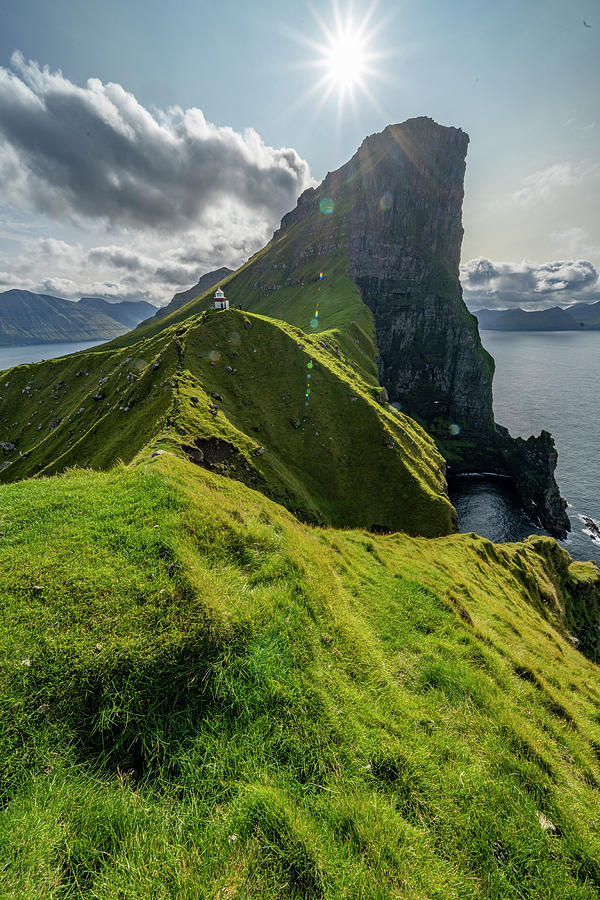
[276,117,569,536]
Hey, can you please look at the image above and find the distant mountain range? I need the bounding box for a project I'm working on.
[0,290,156,346]
[152,267,233,320]
[473,301,600,331]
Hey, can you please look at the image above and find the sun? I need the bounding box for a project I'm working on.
[291,2,387,113]
[325,28,368,92]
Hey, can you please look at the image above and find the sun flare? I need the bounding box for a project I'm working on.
[292,2,387,115]
[325,29,367,91]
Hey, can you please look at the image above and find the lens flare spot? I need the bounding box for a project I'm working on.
[307,374,311,380]
[379,191,393,211]
[391,401,403,411]
[228,331,241,345]
[307,361,313,369]
[310,318,319,329]
[449,423,461,436]
[319,198,335,215]
[319,272,324,280]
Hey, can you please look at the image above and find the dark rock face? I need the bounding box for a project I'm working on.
[373,294,493,427]
[325,118,493,430]
[347,120,568,536]
[276,119,493,429]
[276,117,569,537]
[452,426,570,536]
[505,430,570,535]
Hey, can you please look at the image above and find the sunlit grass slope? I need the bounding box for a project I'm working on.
[0,308,455,536]
[1,455,600,898]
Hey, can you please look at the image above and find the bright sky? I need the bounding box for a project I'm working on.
[0,0,598,308]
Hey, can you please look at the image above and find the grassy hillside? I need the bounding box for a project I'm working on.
[102,191,378,385]
[0,307,455,536]
[1,454,600,898]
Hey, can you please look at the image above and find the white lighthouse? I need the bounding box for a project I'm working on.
[214,287,229,310]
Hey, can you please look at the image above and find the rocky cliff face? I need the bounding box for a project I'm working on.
[277,120,494,428]
[345,120,494,430]
[275,118,569,537]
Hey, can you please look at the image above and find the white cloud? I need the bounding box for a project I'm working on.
[0,52,316,305]
[0,270,33,289]
[0,52,313,231]
[0,217,274,305]
[460,257,599,309]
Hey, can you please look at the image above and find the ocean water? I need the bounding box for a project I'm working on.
[0,339,108,371]
[450,331,600,566]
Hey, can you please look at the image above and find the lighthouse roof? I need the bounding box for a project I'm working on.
[214,287,225,298]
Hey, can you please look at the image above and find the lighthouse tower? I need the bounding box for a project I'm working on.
[214,287,229,310]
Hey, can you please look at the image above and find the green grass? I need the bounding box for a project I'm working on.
[1,455,600,898]
[1,175,599,897]
[0,308,455,537]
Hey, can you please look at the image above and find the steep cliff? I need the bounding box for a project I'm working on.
[274,118,568,536]
[339,120,495,429]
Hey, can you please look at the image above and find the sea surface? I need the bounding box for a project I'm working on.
[0,339,108,370]
[450,331,600,566]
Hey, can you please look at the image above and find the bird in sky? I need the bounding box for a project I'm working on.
[583,19,592,27]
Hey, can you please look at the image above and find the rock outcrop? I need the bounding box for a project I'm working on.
[347,120,493,431]
[507,431,570,535]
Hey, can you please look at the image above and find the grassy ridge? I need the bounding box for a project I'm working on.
[0,308,455,536]
[1,455,600,898]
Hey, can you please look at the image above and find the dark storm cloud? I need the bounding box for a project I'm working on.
[460,257,599,309]
[0,52,313,231]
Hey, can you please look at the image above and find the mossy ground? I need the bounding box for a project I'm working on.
[1,455,600,898]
